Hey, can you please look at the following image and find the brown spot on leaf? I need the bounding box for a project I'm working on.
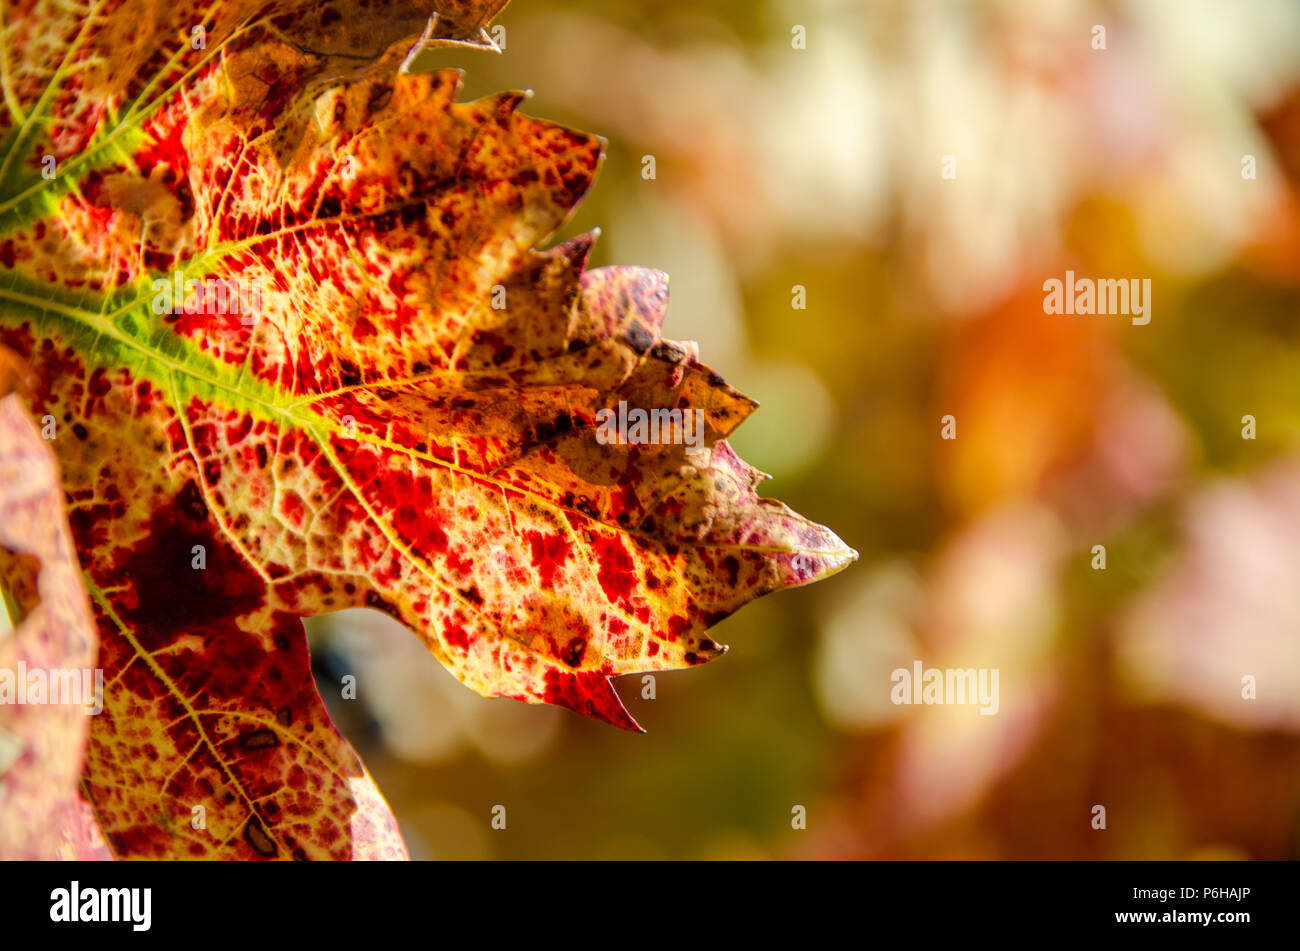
[241,728,279,749]
[244,817,278,857]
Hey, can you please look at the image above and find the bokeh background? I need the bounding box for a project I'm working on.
[306,0,1300,859]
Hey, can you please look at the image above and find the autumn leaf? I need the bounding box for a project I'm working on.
[0,0,855,859]
[0,352,110,859]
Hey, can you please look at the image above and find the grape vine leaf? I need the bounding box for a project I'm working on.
[0,0,856,859]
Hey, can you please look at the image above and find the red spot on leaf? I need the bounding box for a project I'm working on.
[524,529,571,589]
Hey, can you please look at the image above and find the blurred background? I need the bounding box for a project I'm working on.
[306,0,1300,859]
